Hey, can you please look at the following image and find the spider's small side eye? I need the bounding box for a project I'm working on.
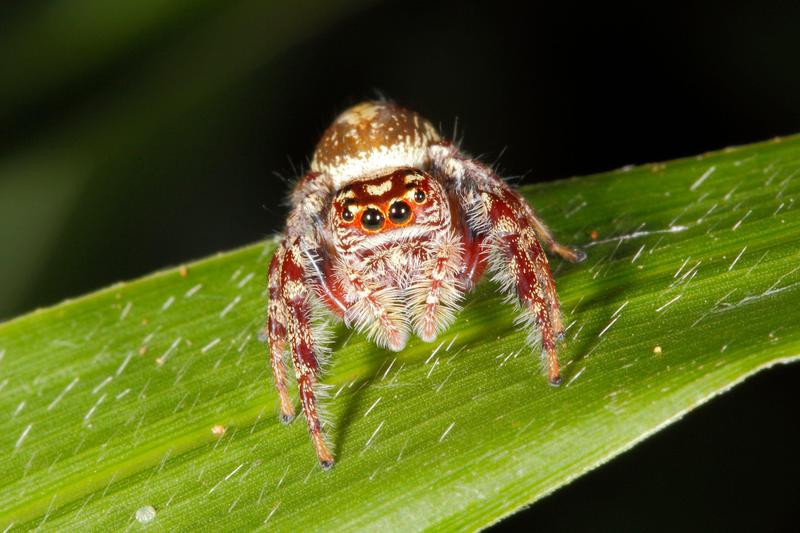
[361,208,385,231]
[413,189,426,204]
[341,199,356,222]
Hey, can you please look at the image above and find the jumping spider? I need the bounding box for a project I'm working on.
[266,101,585,469]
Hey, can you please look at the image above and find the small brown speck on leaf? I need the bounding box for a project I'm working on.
[212,425,226,437]
[179,265,189,277]
[590,230,599,240]
[139,346,148,356]
[653,345,662,355]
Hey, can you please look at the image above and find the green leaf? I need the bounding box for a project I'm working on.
[0,0,375,317]
[1,135,799,531]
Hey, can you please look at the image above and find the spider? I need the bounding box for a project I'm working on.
[266,100,585,469]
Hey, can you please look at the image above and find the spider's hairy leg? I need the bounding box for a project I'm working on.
[506,189,568,340]
[267,244,295,423]
[524,208,587,264]
[429,143,571,385]
[430,141,585,261]
[486,197,564,385]
[410,231,464,342]
[282,239,335,468]
[272,170,338,468]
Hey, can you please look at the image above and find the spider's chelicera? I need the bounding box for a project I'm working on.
[265,101,585,469]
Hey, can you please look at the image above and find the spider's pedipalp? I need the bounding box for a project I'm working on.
[409,229,464,342]
[338,261,409,351]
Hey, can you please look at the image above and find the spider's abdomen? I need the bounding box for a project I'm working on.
[310,101,440,188]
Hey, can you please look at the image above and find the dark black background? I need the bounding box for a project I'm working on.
[2,1,799,530]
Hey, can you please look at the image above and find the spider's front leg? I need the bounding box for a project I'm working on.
[278,237,335,468]
[267,171,340,468]
[484,194,566,384]
[430,143,585,385]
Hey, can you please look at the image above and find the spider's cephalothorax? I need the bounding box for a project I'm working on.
[266,101,585,469]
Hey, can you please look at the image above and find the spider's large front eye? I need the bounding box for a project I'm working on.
[388,201,411,225]
[361,208,384,231]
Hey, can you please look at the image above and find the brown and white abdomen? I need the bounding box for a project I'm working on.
[310,101,441,189]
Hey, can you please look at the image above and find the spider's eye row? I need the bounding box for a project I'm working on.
[361,208,384,231]
[388,201,412,225]
[414,189,426,204]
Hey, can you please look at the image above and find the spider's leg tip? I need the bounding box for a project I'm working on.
[320,459,335,471]
[280,413,295,425]
[571,248,587,263]
[548,375,563,387]
[257,329,269,343]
